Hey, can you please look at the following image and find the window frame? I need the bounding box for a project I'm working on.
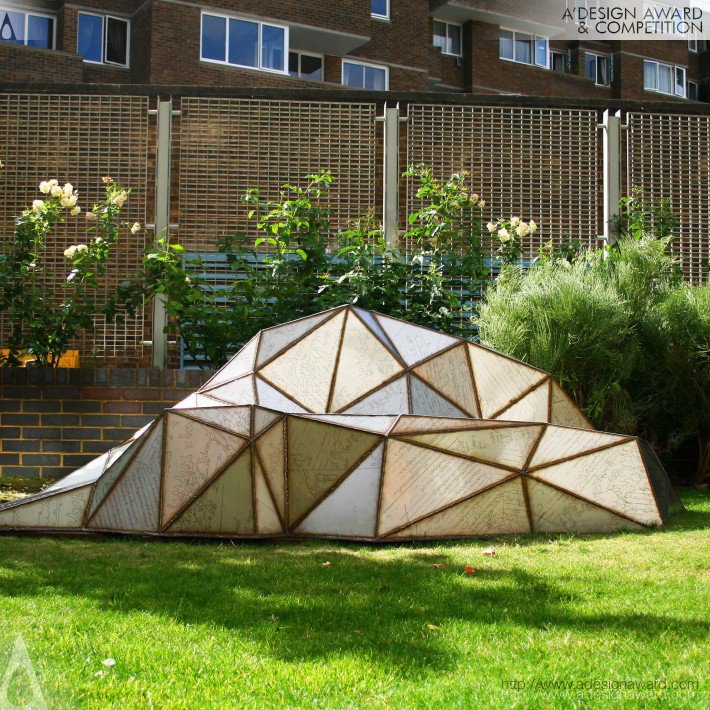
[288,50,324,81]
[341,58,389,91]
[584,51,611,86]
[0,6,56,49]
[550,49,566,73]
[371,0,390,20]
[499,27,549,69]
[644,59,686,98]
[433,19,462,57]
[688,38,698,52]
[687,79,699,100]
[199,11,289,75]
[77,11,130,67]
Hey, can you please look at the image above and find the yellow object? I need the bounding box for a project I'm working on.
[0,349,80,367]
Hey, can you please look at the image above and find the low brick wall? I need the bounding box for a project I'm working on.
[0,369,211,481]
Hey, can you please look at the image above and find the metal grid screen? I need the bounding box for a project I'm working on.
[405,105,602,258]
[624,112,710,284]
[0,94,149,359]
[177,99,377,251]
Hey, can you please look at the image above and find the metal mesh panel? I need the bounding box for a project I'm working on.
[0,94,149,359]
[624,112,710,284]
[177,99,377,251]
[405,105,602,258]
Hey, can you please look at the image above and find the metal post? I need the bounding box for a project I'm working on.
[151,98,174,369]
[600,109,622,247]
[382,105,400,245]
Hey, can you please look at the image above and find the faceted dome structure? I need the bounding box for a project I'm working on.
[0,306,680,539]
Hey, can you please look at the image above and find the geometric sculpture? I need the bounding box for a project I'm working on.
[0,305,681,538]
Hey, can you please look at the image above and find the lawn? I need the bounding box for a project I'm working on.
[0,491,707,709]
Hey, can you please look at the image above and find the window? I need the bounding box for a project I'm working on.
[342,59,388,90]
[550,50,566,73]
[200,13,287,73]
[644,60,686,97]
[500,29,548,68]
[289,51,323,81]
[688,38,698,52]
[584,52,610,86]
[371,1,389,19]
[433,20,461,57]
[687,80,699,101]
[0,7,54,49]
[77,13,129,66]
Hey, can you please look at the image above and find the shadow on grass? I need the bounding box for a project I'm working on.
[0,495,707,675]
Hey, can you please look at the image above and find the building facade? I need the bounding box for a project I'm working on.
[1,1,708,100]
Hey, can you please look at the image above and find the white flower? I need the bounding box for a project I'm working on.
[60,196,71,207]
[48,179,58,187]
[32,199,45,212]
[86,212,98,222]
[50,185,63,197]
[529,220,537,233]
[510,216,520,227]
[76,244,88,253]
[62,183,73,196]
[479,199,485,208]
[39,181,51,194]
[93,237,104,245]
[130,221,141,234]
[486,222,496,233]
[70,206,81,216]
[516,222,530,237]
[185,276,191,284]
[498,228,511,243]
[102,658,116,668]
[112,192,128,208]
[471,193,479,203]
[64,245,77,259]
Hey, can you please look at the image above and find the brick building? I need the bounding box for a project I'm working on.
[1,1,707,100]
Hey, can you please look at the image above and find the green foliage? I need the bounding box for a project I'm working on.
[0,177,133,367]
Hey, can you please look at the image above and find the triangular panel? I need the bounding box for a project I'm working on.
[254,420,286,520]
[296,443,383,537]
[410,375,468,417]
[43,448,109,494]
[0,485,91,530]
[340,375,409,415]
[494,379,549,423]
[201,333,259,389]
[175,406,252,437]
[255,456,283,534]
[254,407,282,436]
[256,377,307,413]
[287,417,379,525]
[352,308,402,360]
[300,414,396,434]
[173,393,231,409]
[550,381,592,429]
[529,427,627,469]
[391,416,509,435]
[388,478,529,537]
[375,314,458,366]
[203,375,256,405]
[256,311,335,367]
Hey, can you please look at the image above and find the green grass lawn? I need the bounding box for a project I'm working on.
[0,491,707,709]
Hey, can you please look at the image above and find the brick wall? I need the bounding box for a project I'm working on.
[0,44,83,83]
[0,368,211,481]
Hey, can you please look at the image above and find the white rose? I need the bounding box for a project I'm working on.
[39,181,51,194]
[48,179,58,187]
[86,212,98,222]
[76,244,88,253]
[60,196,71,207]
[112,192,127,208]
[32,199,45,212]
[498,228,511,242]
[516,223,530,237]
[67,195,78,207]
[62,183,73,196]
[510,216,520,227]
[471,193,479,203]
[64,246,77,259]
[478,199,485,208]
[50,185,63,197]
[529,220,537,233]
[70,206,81,216]
[487,222,496,233]
[130,221,141,234]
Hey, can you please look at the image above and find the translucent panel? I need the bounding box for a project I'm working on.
[549,382,592,429]
[255,457,283,534]
[162,413,247,526]
[643,60,657,90]
[89,420,164,532]
[77,13,103,63]
[254,407,281,436]
[176,407,252,437]
[43,449,110,493]
[378,440,512,535]
[204,375,256,405]
[256,311,333,367]
[391,416,502,435]
[413,343,478,416]
[0,486,91,530]
[494,379,549,423]
[527,479,642,533]
[638,439,683,520]
[403,425,542,470]
[300,414,395,434]
[375,314,457,366]
[287,417,379,525]
[168,450,254,534]
[529,442,661,525]
[228,18,257,67]
[468,343,546,418]
[352,308,401,360]
[172,393,226,409]
[529,427,626,470]
[256,377,307,413]
[261,24,285,72]
[410,376,468,418]
[296,443,383,537]
[341,375,409,415]
[202,333,259,389]
[259,310,345,412]
[389,478,529,538]
[658,63,673,95]
[0,11,24,44]
[27,16,53,49]
[105,17,128,65]
[255,420,286,519]
[330,310,403,411]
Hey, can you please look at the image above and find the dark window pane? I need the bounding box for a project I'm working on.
[201,14,226,62]
[27,16,53,49]
[449,25,461,55]
[585,54,596,81]
[688,81,698,100]
[365,66,386,90]
[105,17,128,65]
[433,21,446,51]
[288,51,299,76]
[551,52,565,73]
[261,24,285,71]
[514,33,532,64]
[300,54,322,80]
[343,62,364,88]
[1,11,25,44]
[371,0,388,17]
[78,13,103,62]
[229,18,257,67]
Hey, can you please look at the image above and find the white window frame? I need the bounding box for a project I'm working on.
[687,79,699,100]
[199,11,289,75]
[433,20,462,57]
[341,58,389,91]
[644,59,686,98]
[0,7,56,49]
[499,27,549,69]
[584,51,611,86]
[288,50,324,80]
[371,0,390,20]
[77,11,130,67]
